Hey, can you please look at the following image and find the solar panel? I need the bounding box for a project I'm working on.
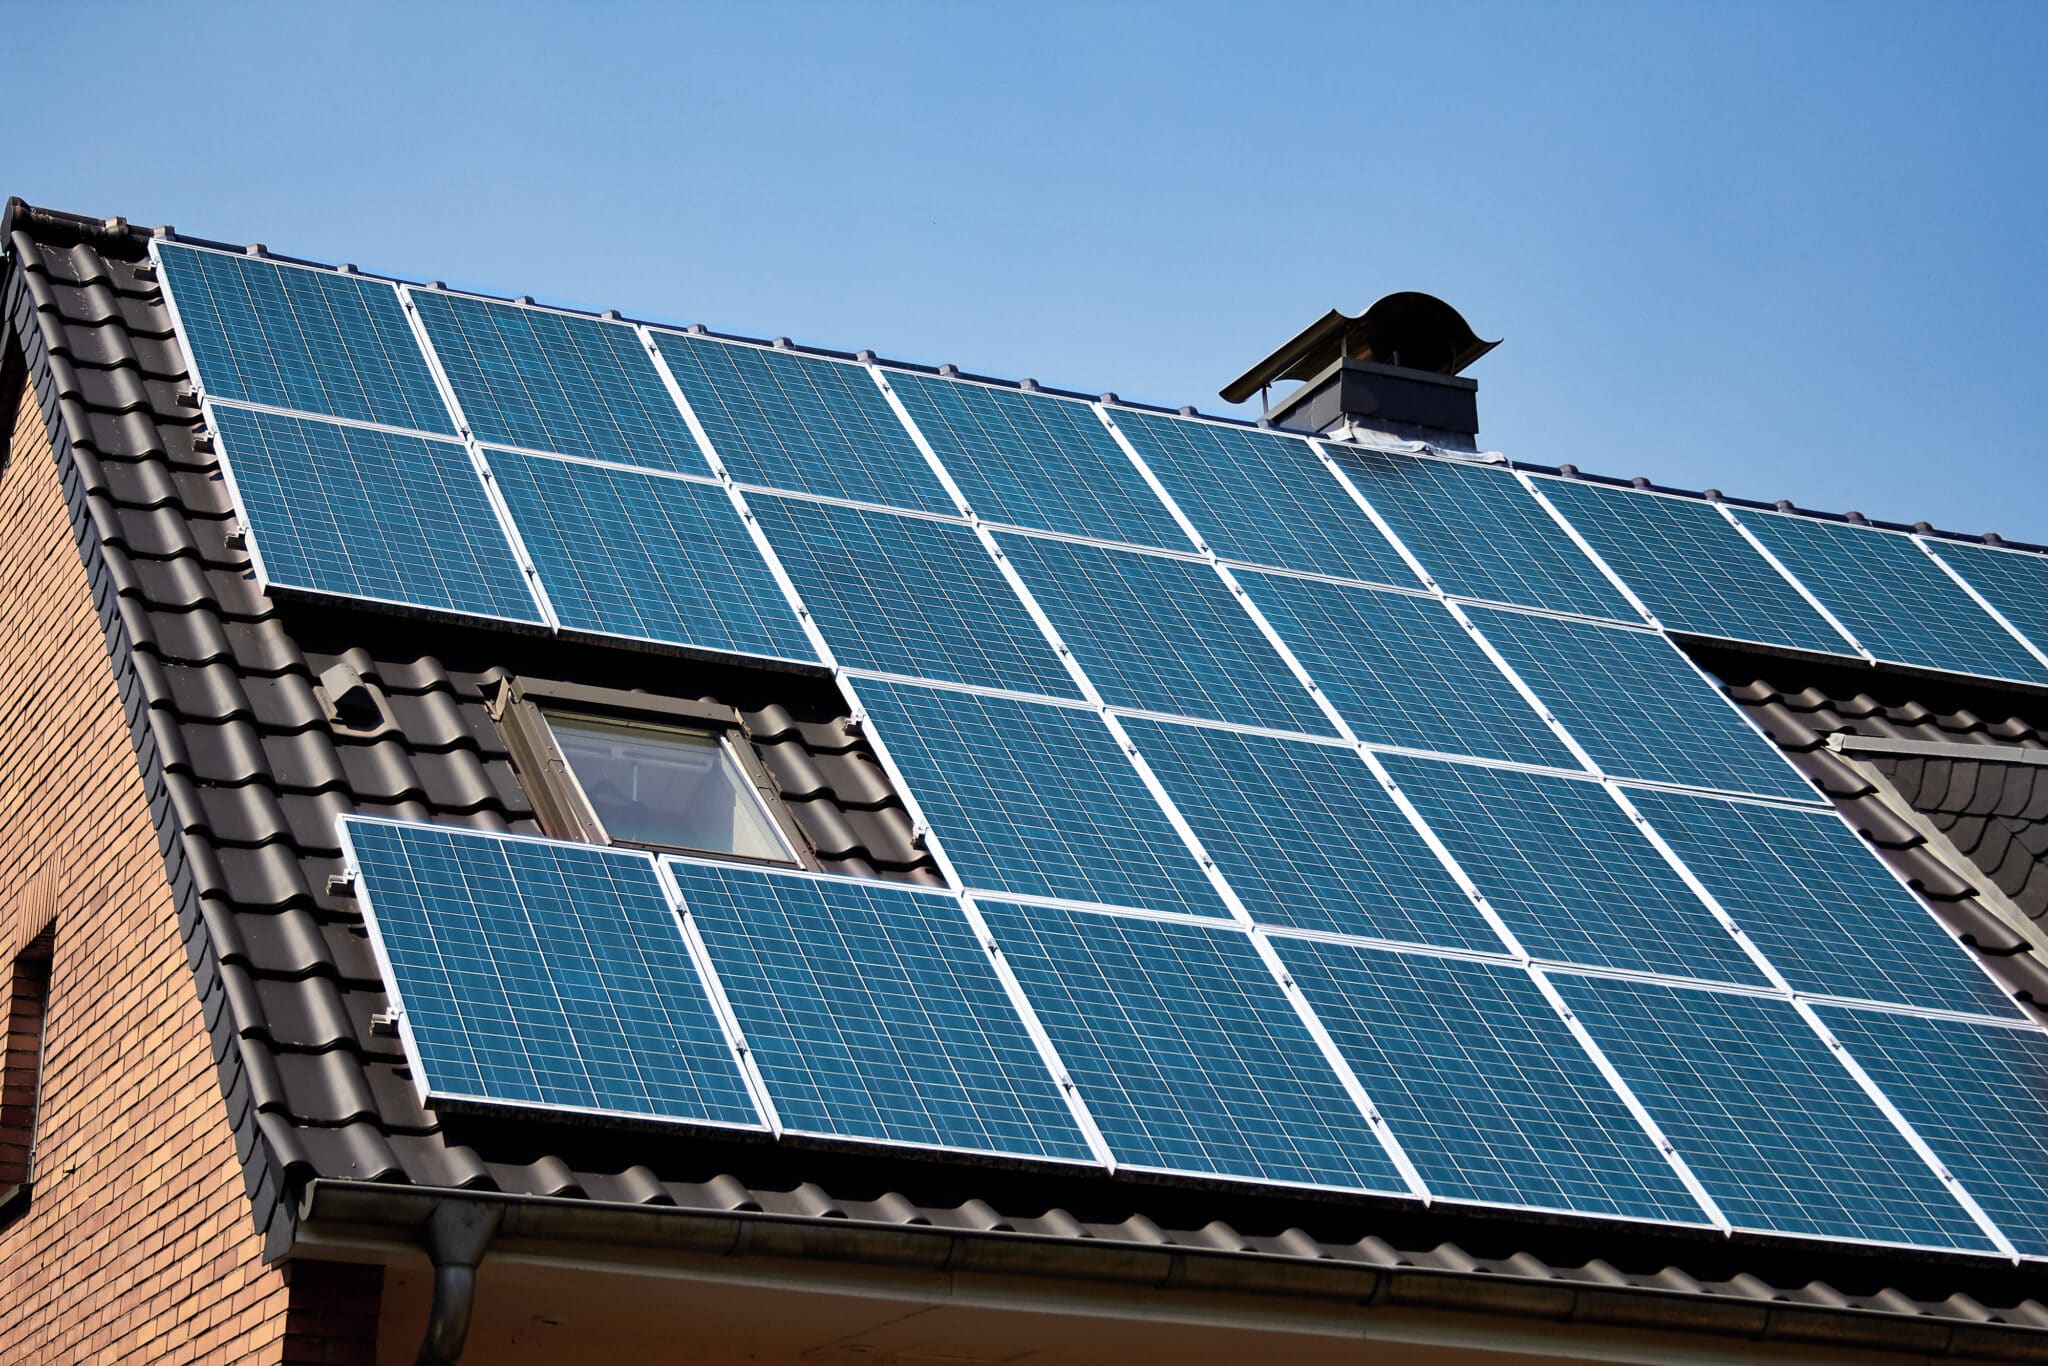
[1106,409,1418,586]
[1374,754,1771,987]
[1118,718,1500,950]
[851,679,1229,918]
[652,333,955,514]
[487,450,815,662]
[1550,975,1993,1250]
[210,406,543,623]
[1819,1005,2048,1257]
[749,495,1077,696]
[978,901,1409,1193]
[994,535,1334,735]
[340,819,760,1127]
[667,858,1094,1161]
[1274,939,1709,1223]
[158,244,454,435]
[1733,510,2048,684]
[409,291,701,472]
[1533,477,1852,653]
[1329,449,1639,620]
[884,373,1187,548]
[1463,607,1816,801]
[1236,572,1579,767]
[1921,539,2048,664]
[1625,789,2021,1018]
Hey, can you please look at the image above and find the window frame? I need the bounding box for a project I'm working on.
[0,926,53,1221]
[489,676,815,869]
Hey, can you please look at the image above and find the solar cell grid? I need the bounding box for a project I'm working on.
[1374,754,1771,987]
[750,496,1078,696]
[1275,939,1709,1222]
[488,451,815,661]
[1734,510,2048,683]
[978,901,1410,1193]
[1552,976,1993,1250]
[157,244,454,434]
[853,680,1230,918]
[654,334,955,514]
[1236,571,1578,767]
[669,859,1093,1160]
[1119,718,1500,950]
[211,407,542,623]
[342,820,760,1126]
[995,535,1335,735]
[1922,540,2048,666]
[410,291,700,472]
[1819,1006,2048,1257]
[1533,478,1852,654]
[1464,607,1817,801]
[886,373,1187,548]
[1626,789,2021,1018]
[1107,408,1418,586]
[1331,450,1639,620]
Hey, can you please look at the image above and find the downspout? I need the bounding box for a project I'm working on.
[414,1198,504,1365]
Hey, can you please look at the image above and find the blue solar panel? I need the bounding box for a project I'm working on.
[1330,450,1639,620]
[1276,939,1708,1223]
[1922,540,2048,665]
[1625,789,2020,1018]
[885,373,1187,548]
[1820,1006,2048,1257]
[487,451,815,661]
[1534,477,1852,654]
[1375,754,1771,987]
[979,902,1408,1192]
[1119,719,1500,950]
[1236,572,1579,767]
[653,333,955,514]
[1464,607,1815,801]
[1107,409,1417,586]
[1552,976,1992,1249]
[159,245,453,434]
[749,495,1077,696]
[341,819,759,1127]
[994,536,1334,734]
[409,291,700,472]
[1734,510,2048,684]
[852,679,1229,918]
[211,407,542,623]
[668,858,1094,1161]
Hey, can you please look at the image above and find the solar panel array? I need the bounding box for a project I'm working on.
[168,239,2048,1263]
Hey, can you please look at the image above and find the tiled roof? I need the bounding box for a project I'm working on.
[9,200,2048,1355]
[1702,641,2048,1006]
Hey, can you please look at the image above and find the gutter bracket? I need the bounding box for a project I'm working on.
[414,1198,504,1366]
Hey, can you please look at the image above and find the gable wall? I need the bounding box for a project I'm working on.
[0,369,312,1364]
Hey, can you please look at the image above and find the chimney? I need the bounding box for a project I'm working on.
[1221,293,1497,451]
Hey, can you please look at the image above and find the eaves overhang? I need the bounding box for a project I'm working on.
[289,1180,2048,1363]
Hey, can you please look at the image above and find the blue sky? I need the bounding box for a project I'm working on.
[10,1,2046,535]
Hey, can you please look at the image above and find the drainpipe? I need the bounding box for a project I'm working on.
[414,1199,504,1365]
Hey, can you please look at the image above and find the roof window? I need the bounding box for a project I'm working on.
[490,677,807,866]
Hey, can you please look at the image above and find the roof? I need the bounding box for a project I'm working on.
[9,199,2048,1357]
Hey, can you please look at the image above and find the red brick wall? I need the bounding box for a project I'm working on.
[0,374,376,1363]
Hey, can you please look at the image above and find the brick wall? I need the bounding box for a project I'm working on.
[0,371,378,1363]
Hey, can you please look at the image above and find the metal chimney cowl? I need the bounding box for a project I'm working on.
[1221,293,1498,451]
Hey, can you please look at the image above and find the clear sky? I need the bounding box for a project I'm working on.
[9,1,2045,536]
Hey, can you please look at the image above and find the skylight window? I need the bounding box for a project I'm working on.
[490,678,805,866]
[544,711,792,861]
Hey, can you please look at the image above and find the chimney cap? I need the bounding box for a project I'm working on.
[1220,292,1498,405]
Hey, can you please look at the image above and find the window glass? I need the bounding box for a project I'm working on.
[545,710,792,861]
